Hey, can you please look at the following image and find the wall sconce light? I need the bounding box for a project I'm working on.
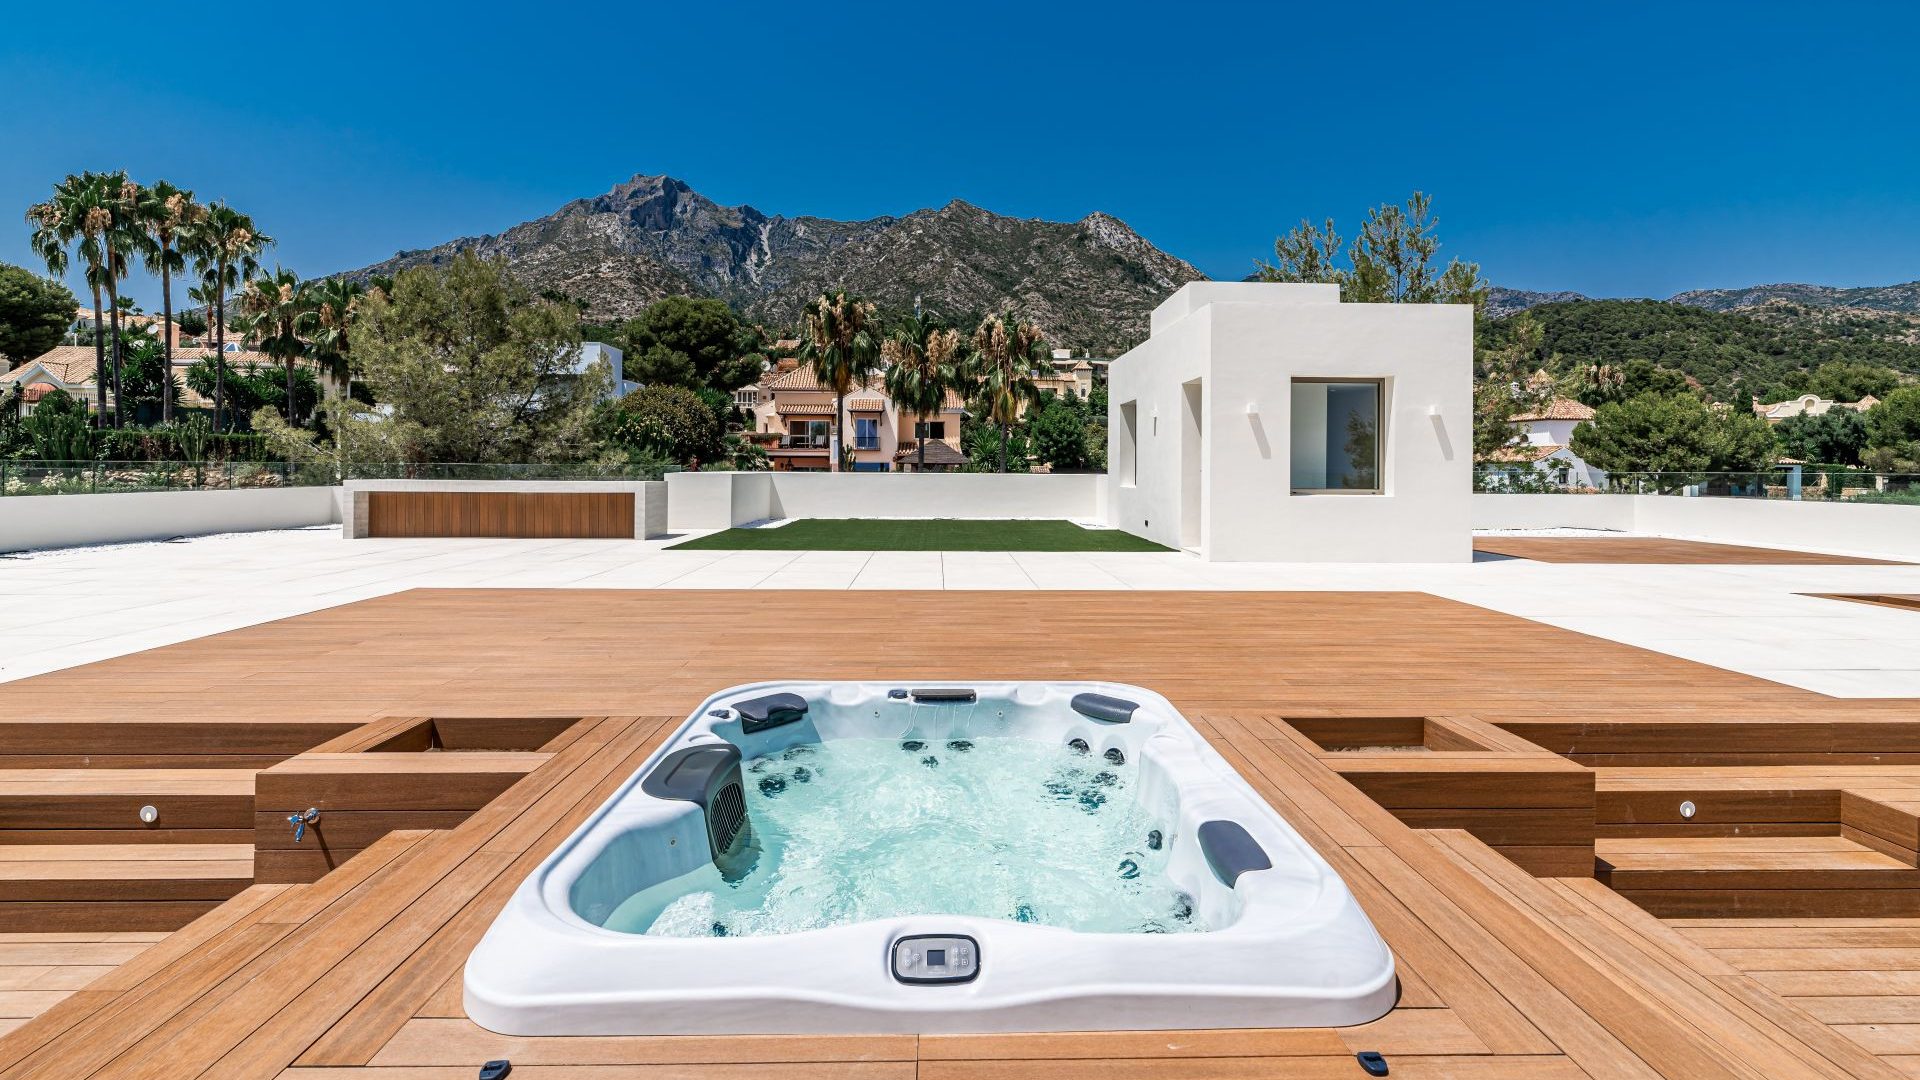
[1246,401,1258,415]
[1427,404,1442,417]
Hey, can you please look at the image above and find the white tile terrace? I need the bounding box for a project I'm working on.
[4,525,1920,698]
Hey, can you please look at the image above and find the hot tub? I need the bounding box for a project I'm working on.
[464,681,1396,1034]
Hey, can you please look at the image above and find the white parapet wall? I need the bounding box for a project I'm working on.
[1471,493,1637,533]
[1633,496,1920,562]
[0,486,342,553]
[1475,493,1920,561]
[666,472,1106,531]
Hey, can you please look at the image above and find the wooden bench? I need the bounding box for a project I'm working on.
[1597,836,1920,918]
[0,770,255,846]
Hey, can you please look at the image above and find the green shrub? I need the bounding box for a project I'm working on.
[608,385,723,465]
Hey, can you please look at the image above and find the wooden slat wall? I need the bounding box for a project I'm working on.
[365,491,634,539]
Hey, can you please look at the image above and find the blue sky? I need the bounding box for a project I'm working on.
[4,0,1916,310]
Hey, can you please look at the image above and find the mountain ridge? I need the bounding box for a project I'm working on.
[340,174,1920,345]
[343,174,1204,353]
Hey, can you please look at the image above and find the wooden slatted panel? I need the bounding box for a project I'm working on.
[365,492,634,539]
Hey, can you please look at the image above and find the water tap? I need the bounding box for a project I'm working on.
[288,807,320,843]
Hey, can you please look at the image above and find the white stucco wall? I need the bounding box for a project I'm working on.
[1105,307,1210,552]
[1475,493,1920,561]
[1632,496,1920,561]
[1109,284,1473,561]
[1472,493,1637,532]
[665,471,1105,530]
[0,487,341,553]
[768,473,1103,522]
[666,471,773,531]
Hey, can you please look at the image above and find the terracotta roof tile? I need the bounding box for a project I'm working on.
[892,439,968,465]
[1510,398,1595,422]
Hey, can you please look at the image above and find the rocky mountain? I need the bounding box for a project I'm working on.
[1485,286,1589,318]
[1669,281,1920,315]
[344,174,1205,354]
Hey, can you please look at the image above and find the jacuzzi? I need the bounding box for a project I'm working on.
[464,681,1396,1034]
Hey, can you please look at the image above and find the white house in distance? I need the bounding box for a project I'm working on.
[567,342,639,399]
[1106,282,1472,561]
[1503,397,1604,489]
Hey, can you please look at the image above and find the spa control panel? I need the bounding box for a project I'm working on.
[891,934,980,984]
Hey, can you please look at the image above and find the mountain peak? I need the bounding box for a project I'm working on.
[343,173,1207,351]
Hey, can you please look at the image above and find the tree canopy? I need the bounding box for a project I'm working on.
[606,384,723,465]
[1569,392,1777,475]
[1774,409,1868,466]
[1864,387,1920,471]
[0,261,76,364]
[335,251,599,463]
[616,296,764,393]
[1807,360,1902,403]
[1258,192,1485,308]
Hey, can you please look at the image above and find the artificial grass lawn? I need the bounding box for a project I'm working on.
[669,518,1174,552]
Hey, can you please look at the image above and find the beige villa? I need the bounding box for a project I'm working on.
[741,359,970,472]
[1752,392,1879,423]
[3,342,285,417]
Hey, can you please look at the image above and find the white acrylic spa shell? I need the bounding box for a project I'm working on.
[464,681,1396,1034]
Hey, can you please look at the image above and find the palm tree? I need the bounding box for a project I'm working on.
[971,313,1051,473]
[303,277,363,400]
[24,172,113,425]
[797,292,882,472]
[185,204,271,430]
[882,311,963,471]
[95,174,152,429]
[236,268,312,424]
[134,181,202,425]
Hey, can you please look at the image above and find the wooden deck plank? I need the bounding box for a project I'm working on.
[2,589,1920,1077]
[1471,537,1904,565]
[296,722,678,1066]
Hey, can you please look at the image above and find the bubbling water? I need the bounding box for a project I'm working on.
[604,736,1200,937]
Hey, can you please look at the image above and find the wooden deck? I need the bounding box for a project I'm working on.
[1808,594,1920,615]
[1473,536,1904,564]
[3,588,1920,1078]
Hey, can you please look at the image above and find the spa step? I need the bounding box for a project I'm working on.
[0,843,254,930]
[1597,835,1920,918]
[0,769,256,843]
[254,751,548,883]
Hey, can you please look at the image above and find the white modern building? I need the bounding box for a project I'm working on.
[1106,282,1473,562]
[570,342,640,399]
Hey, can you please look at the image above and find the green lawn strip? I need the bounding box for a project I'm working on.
[669,518,1172,552]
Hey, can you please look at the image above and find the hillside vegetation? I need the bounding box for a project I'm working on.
[1477,299,1920,404]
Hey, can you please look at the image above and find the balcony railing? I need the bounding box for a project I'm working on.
[853,435,882,450]
[777,435,829,450]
